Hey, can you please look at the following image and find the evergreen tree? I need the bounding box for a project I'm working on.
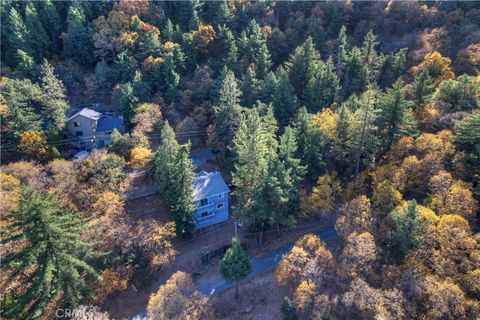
[154,121,180,207]
[336,25,349,83]
[347,88,380,182]
[220,238,252,299]
[7,7,32,63]
[163,54,180,103]
[387,200,429,262]
[259,71,277,103]
[63,4,95,67]
[38,0,62,51]
[170,144,196,239]
[281,296,298,320]
[214,68,242,148]
[120,83,139,124]
[255,42,272,80]
[215,0,232,26]
[262,126,306,234]
[2,187,99,319]
[377,80,415,150]
[16,49,37,80]
[294,107,326,178]
[2,79,43,139]
[40,60,69,130]
[454,110,480,167]
[231,106,272,229]
[361,30,379,80]
[131,70,152,101]
[411,70,435,108]
[273,67,298,123]
[344,47,369,97]
[188,0,202,30]
[241,65,259,107]
[25,3,51,60]
[164,19,174,41]
[304,57,340,112]
[218,26,238,71]
[286,37,319,99]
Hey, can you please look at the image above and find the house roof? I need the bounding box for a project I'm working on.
[97,115,124,133]
[67,108,102,121]
[193,171,229,200]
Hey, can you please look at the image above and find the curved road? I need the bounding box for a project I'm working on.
[129,226,337,319]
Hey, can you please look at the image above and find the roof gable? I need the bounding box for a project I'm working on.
[67,108,101,122]
[193,171,229,200]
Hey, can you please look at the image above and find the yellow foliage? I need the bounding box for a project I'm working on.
[119,31,138,46]
[313,108,339,142]
[417,204,439,224]
[192,25,216,54]
[441,182,477,219]
[95,266,133,302]
[372,180,402,215]
[0,93,7,116]
[293,280,316,312]
[92,191,124,217]
[129,146,153,168]
[19,131,49,158]
[163,41,179,52]
[300,173,341,216]
[417,51,455,84]
[0,172,20,212]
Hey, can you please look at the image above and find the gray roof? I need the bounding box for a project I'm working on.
[67,108,102,121]
[193,171,229,200]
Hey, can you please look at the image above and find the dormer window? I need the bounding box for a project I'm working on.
[73,121,81,127]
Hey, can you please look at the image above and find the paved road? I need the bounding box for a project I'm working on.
[128,226,337,319]
[196,226,337,296]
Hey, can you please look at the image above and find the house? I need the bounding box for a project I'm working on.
[193,170,230,229]
[66,107,124,149]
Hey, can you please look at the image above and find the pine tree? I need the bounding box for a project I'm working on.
[218,26,238,70]
[286,36,319,99]
[25,3,51,60]
[273,67,298,123]
[387,200,429,262]
[2,79,43,139]
[7,7,32,63]
[241,65,260,107]
[361,30,379,80]
[344,47,369,97]
[40,60,69,130]
[214,68,242,148]
[377,80,414,150]
[170,144,196,239]
[304,57,340,112]
[215,0,232,26]
[2,187,99,319]
[255,42,272,80]
[188,0,202,30]
[259,71,277,103]
[411,70,435,108]
[164,19,174,40]
[16,49,37,80]
[154,121,180,207]
[121,83,139,124]
[454,110,480,167]
[347,88,380,183]
[336,25,349,82]
[63,4,95,67]
[38,0,62,51]
[220,238,252,299]
[163,54,180,103]
[231,106,272,229]
[260,126,306,235]
[281,296,298,320]
[294,107,326,178]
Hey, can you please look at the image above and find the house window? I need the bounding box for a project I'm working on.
[75,131,84,136]
[73,121,81,127]
[218,193,224,199]
[217,203,224,209]
[200,198,209,207]
[200,211,214,218]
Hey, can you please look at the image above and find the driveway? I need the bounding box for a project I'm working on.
[196,227,337,296]
[128,226,337,319]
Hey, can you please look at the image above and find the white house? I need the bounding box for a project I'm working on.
[66,108,124,149]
